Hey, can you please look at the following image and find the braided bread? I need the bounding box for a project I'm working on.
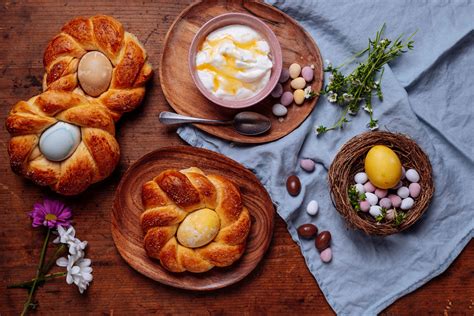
[6,90,120,195]
[6,15,152,194]
[141,167,251,273]
[43,15,153,121]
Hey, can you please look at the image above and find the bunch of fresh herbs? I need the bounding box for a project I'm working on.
[316,24,415,135]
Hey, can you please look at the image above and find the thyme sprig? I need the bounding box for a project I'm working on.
[316,24,415,135]
[348,185,366,212]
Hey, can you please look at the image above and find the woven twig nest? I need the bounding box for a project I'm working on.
[328,131,434,236]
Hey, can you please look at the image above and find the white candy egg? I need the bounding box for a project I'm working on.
[401,197,415,210]
[39,122,81,162]
[397,186,410,199]
[365,192,378,206]
[355,183,365,194]
[306,200,319,216]
[272,103,288,117]
[405,169,420,183]
[354,172,368,184]
[369,205,382,218]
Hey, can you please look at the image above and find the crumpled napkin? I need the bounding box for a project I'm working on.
[177,1,474,314]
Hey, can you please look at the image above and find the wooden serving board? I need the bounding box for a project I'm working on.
[111,146,274,290]
[160,0,323,143]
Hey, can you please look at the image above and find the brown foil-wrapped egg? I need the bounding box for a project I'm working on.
[77,51,113,97]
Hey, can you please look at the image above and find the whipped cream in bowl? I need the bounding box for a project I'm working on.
[189,13,282,109]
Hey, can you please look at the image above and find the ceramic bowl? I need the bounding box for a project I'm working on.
[188,13,283,109]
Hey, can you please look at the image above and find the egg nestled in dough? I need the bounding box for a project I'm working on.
[177,208,220,248]
[77,51,113,97]
[39,122,81,162]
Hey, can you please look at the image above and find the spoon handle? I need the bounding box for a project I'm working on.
[159,111,230,125]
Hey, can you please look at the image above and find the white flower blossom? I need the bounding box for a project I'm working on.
[348,108,357,116]
[55,225,92,293]
[327,92,338,103]
[54,225,88,261]
[53,225,76,244]
[304,86,314,99]
[343,93,353,102]
[363,105,373,113]
[57,256,93,294]
[368,122,379,131]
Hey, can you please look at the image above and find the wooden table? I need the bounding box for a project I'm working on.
[0,1,472,314]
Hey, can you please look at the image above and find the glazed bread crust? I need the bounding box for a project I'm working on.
[141,167,251,273]
[6,91,120,195]
[43,15,153,121]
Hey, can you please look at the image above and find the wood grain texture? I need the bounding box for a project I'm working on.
[0,1,472,315]
[160,0,323,143]
[112,146,274,290]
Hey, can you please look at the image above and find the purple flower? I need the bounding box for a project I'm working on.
[29,199,72,229]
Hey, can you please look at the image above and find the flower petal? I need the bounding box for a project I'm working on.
[56,257,69,267]
[82,272,93,282]
[66,274,74,284]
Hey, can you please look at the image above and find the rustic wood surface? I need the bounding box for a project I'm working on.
[160,0,323,143]
[112,146,274,290]
[0,0,472,315]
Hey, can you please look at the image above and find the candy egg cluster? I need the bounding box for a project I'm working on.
[271,62,315,118]
[297,223,333,264]
[351,167,421,223]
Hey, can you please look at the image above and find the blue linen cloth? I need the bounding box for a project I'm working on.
[177,1,474,314]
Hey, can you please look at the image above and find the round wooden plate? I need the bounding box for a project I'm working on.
[160,0,323,144]
[111,146,275,290]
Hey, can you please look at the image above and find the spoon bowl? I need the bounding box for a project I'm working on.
[159,111,271,136]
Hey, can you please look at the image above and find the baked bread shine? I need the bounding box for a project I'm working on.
[5,15,152,195]
[43,15,153,121]
[141,167,251,273]
[6,91,120,195]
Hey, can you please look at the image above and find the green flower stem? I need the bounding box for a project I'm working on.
[7,272,67,289]
[21,228,51,316]
[42,244,67,274]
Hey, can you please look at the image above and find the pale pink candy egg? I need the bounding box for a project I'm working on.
[360,200,370,212]
[320,247,332,263]
[388,194,402,208]
[363,181,376,193]
[409,182,421,198]
[302,66,314,82]
[379,197,392,209]
[280,91,293,106]
[374,188,388,199]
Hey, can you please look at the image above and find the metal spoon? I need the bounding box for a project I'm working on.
[159,111,271,136]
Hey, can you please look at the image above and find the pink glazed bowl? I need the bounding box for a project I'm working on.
[188,13,283,109]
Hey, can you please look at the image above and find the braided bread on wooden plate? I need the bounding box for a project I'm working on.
[141,167,251,273]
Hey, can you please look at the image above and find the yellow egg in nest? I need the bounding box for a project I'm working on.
[364,145,402,189]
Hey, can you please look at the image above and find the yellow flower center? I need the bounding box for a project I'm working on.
[45,213,57,221]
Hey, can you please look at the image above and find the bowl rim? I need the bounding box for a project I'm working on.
[188,12,283,109]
